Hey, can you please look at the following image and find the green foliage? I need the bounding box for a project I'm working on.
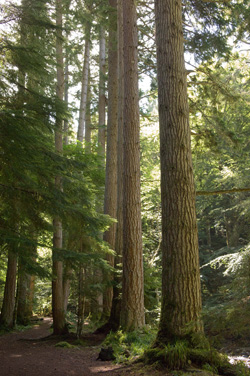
[103,328,157,363]
[191,57,250,250]
[201,244,250,346]
[140,128,161,322]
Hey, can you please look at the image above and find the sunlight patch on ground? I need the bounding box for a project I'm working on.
[89,364,122,373]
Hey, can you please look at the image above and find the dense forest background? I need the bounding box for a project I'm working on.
[1,0,250,367]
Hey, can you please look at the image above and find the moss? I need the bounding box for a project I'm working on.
[144,341,188,370]
[73,339,87,347]
[144,342,250,375]
[55,341,77,349]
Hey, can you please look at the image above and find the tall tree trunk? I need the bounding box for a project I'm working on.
[85,70,92,151]
[105,0,124,331]
[95,27,107,317]
[120,0,145,331]
[52,0,67,335]
[102,0,118,319]
[77,23,91,143]
[98,27,106,156]
[76,23,91,333]
[155,0,203,341]
[0,250,17,328]
[64,50,69,145]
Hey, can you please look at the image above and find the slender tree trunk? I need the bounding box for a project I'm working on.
[63,262,72,313]
[206,222,212,247]
[95,27,107,317]
[52,0,67,335]
[98,27,106,155]
[85,70,92,151]
[63,0,71,145]
[102,0,118,319]
[77,265,85,338]
[0,250,17,328]
[155,0,203,341]
[120,0,145,331]
[64,50,69,145]
[77,23,91,143]
[27,275,35,317]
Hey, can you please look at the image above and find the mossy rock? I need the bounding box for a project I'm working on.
[55,341,77,349]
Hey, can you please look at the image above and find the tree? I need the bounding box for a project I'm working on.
[98,26,106,155]
[154,0,203,341]
[120,0,145,331]
[102,0,118,319]
[77,18,91,143]
[52,0,67,335]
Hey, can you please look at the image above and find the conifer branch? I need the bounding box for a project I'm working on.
[196,188,250,196]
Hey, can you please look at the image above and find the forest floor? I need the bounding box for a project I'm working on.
[0,317,168,376]
[0,318,249,376]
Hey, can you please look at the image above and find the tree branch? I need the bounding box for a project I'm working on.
[196,188,250,196]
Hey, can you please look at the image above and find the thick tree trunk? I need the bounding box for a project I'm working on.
[105,0,124,331]
[52,0,67,335]
[155,0,203,341]
[102,0,118,319]
[77,23,91,143]
[120,0,145,331]
[0,251,17,328]
[98,27,106,155]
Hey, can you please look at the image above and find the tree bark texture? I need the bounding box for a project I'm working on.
[52,0,67,335]
[98,27,106,156]
[0,251,17,328]
[77,22,91,143]
[102,0,118,318]
[120,0,145,331]
[155,0,203,340]
[107,0,124,330]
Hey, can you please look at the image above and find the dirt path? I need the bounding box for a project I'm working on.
[0,318,132,376]
[2,319,237,376]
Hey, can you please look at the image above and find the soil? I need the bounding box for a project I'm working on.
[1,318,246,376]
[0,318,167,376]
